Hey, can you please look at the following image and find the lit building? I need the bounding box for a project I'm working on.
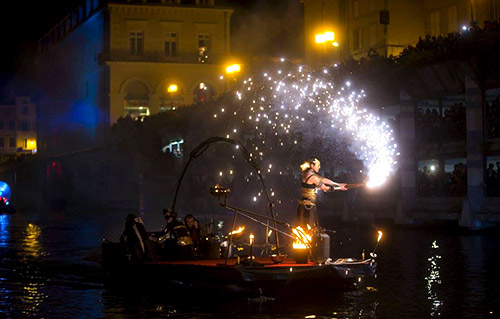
[34,0,232,154]
[0,96,37,161]
[302,0,500,67]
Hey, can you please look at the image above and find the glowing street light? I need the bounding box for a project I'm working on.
[226,64,241,74]
[315,31,335,43]
[167,84,178,93]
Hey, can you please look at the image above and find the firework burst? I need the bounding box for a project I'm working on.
[217,60,398,193]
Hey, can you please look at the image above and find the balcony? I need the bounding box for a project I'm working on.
[101,50,223,64]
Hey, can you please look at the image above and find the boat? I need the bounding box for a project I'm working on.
[102,137,379,294]
[0,181,15,215]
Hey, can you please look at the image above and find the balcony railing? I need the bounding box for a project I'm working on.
[101,50,223,64]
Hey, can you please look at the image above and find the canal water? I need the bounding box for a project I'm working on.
[1,210,499,318]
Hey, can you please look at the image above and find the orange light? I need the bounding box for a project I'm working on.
[226,64,241,74]
[315,31,335,43]
[229,226,245,236]
[292,226,312,249]
[167,84,178,93]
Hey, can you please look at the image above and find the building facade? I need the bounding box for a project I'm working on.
[302,0,500,67]
[35,0,232,154]
[0,96,37,161]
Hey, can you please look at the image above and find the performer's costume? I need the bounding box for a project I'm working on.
[297,170,325,228]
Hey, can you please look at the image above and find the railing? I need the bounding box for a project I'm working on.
[101,50,223,64]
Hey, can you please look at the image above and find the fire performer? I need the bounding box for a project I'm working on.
[298,157,347,228]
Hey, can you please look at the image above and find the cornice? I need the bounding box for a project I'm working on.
[107,3,233,16]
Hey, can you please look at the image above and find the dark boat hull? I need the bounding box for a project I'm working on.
[102,242,377,294]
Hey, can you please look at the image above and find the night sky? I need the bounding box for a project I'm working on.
[0,0,303,89]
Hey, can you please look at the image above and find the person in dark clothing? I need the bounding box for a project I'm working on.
[120,214,155,262]
[160,209,193,259]
[184,214,201,246]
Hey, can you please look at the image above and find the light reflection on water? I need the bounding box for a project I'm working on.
[20,223,48,316]
[0,212,499,318]
[426,240,442,317]
[0,215,9,248]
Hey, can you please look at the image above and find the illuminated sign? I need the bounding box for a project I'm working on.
[162,138,184,158]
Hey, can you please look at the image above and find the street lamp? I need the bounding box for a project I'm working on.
[225,63,241,91]
[167,84,178,93]
[314,31,339,65]
[226,64,241,74]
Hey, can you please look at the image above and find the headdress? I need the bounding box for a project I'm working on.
[300,157,321,172]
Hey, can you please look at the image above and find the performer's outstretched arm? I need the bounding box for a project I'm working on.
[310,175,347,192]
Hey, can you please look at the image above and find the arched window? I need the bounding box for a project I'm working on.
[124,81,150,118]
[193,82,214,104]
[159,83,184,111]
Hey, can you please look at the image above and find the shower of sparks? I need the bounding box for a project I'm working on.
[214,61,398,199]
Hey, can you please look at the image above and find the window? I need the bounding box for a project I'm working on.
[430,10,440,36]
[9,137,15,148]
[448,6,457,33]
[130,31,144,55]
[353,28,363,50]
[22,106,29,115]
[8,121,15,130]
[0,121,3,130]
[164,32,178,57]
[0,138,3,148]
[198,34,210,63]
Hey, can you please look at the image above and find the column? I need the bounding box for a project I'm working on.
[460,76,484,228]
[149,94,160,115]
[396,90,416,224]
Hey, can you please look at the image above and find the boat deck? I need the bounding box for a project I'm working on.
[146,257,317,268]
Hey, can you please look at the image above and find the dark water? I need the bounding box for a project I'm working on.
[1,210,499,319]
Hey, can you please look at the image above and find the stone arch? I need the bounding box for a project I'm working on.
[156,78,185,110]
[119,77,152,96]
[192,80,216,104]
[120,78,151,118]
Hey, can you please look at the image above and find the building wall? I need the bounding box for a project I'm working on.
[106,3,232,123]
[35,10,108,154]
[303,0,498,66]
[34,1,232,154]
[0,96,37,160]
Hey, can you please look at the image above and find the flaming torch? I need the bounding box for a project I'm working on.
[370,230,383,258]
[228,226,245,237]
[249,233,254,265]
[292,226,312,263]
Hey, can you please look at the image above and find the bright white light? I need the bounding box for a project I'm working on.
[462,25,467,31]
[225,63,398,190]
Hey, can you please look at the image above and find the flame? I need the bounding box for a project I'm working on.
[229,226,245,235]
[377,230,383,242]
[249,233,254,245]
[292,226,312,249]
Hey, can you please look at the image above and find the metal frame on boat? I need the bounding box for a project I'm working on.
[102,137,379,294]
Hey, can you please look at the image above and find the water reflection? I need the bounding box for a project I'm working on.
[0,215,9,247]
[426,240,442,317]
[23,224,43,258]
[19,223,48,316]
